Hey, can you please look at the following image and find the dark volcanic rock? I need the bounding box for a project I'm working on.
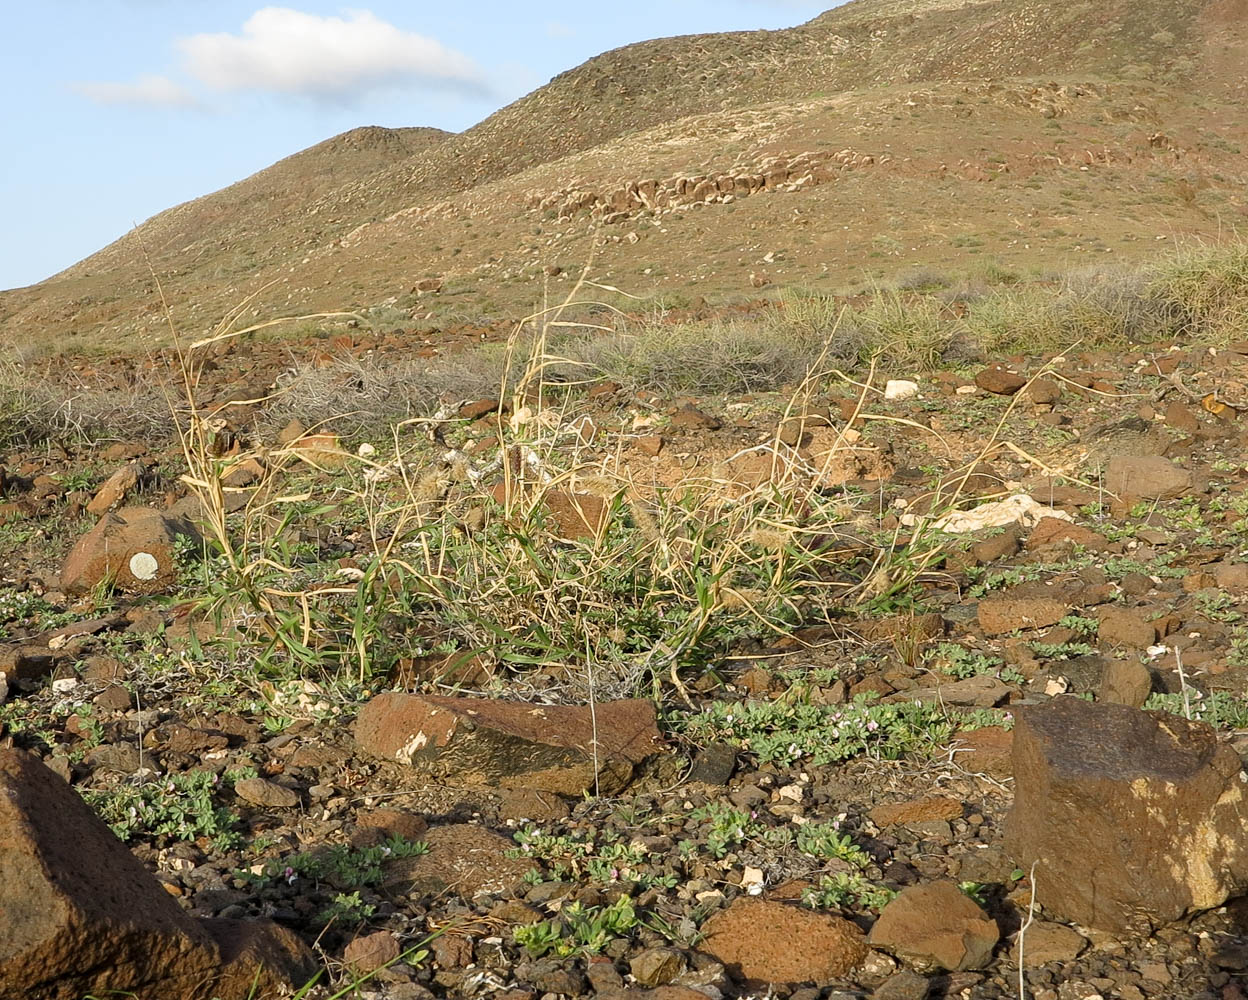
[1005,697,1248,932]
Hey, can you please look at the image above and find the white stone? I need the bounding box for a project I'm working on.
[884,379,920,401]
[128,551,159,581]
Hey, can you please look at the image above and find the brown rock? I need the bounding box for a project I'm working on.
[1214,562,1248,593]
[343,930,401,974]
[0,748,316,999]
[1164,401,1200,434]
[700,898,867,985]
[544,490,609,541]
[1098,658,1153,708]
[355,808,428,844]
[975,367,1027,395]
[971,527,1020,564]
[868,882,999,972]
[1005,697,1248,932]
[458,399,500,421]
[1093,607,1155,649]
[1011,921,1086,967]
[629,947,686,987]
[949,726,1013,780]
[275,420,306,445]
[381,824,532,898]
[1105,455,1192,501]
[288,432,350,469]
[496,788,571,823]
[60,507,198,595]
[870,797,964,828]
[635,435,664,457]
[977,597,1068,636]
[1026,379,1063,405]
[86,461,142,516]
[234,777,299,809]
[669,405,721,431]
[354,694,663,796]
[900,675,1011,708]
[1025,518,1107,553]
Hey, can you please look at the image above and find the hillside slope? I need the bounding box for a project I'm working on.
[3,0,1245,352]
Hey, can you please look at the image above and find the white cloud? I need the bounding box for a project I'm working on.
[177,7,488,100]
[71,74,200,108]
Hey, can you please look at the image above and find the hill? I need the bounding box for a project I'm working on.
[2,0,1246,353]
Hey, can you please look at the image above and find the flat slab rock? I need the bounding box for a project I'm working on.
[1005,696,1248,933]
[354,693,664,795]
[0,748,316,1000]
[868,881,999,972]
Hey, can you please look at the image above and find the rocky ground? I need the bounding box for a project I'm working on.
[3,318,1248,1000]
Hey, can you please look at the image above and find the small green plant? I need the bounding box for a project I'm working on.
[1145,691,1248,729]
[82,769,252,846]
[689,802,761,859]
[1030,641,1098,660]
[319,890,376,925]
[960,881,989,905]
[675,694,1002,767]
[1057,615,1099,637]
[509,827,657,885]
[248,835,428,890]
[1197,590,1244,624]
[924,642,1023,684]
[802,872,896,911]
[513,895,640,958]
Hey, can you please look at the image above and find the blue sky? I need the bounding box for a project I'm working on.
[0,1,836,291]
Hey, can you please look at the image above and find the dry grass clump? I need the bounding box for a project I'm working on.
[1148,240,1248,341]
[263,350,505,437]
[0,361,174,449]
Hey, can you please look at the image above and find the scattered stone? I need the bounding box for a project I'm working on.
[1098,658,1153,708]
[0,749,315,999]
[884,380,920,401]
[950,727,1013,779]
[925,496,1071,535]
[234,777,299,809]
[630,947,686,987]
[975,367,1027,395]
[1013,922,1087,967]
[868,881,999,972]
[352,808,428,848]
[1214,562,1248,593]
[496,787,571,823]
[901,674,1011,708]
[458,398,500,421]
[288,432,351,468]
[870,796,963,828]
[670,405,721,431]
[86,461,142,516]
[1025,517,1107,552]
[978,597,1069,636]
[1093,607,1155,649]
[700,898,868,985]
[354,693,664,795]
[60,507,199,595]
[544,490,610,540]
[873,970,933,1000]
[344,930,401,973]
[1105,455,1192,501]
[1005,697,1248,932]
[635,435,665,457]
[383,824,533,898]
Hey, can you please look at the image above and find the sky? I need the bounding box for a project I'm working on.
[0,1,838,292]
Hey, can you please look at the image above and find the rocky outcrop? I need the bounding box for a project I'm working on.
[1005,697,1248,933]
[0,748,316,999]
[354,694,664,795]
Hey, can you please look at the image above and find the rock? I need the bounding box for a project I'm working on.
[1214,562,1248,593]
[1025,518,1107,553]
[635,435,664,457]
[870,796,963,827]
[86,461,142,515]
[699,898,867,985]
[1012,921,1087,966]
[629,947,686,987]
[344,930,401,973]
[1026,379,1063,405]
[900,674,1011,708]
[354,808,429,844]
[925,496,1071,535]
[354,693,663,796]
[975,367,1027,395]
[93,683,133,712]
[60,507,198,595]
[1005,697,1248,932]
[0,748,316,999]
[233,777,299,809]
[978,597,1069,636]
[669,405,721,431]
[868,882,999,972]
[288,432,351,469]
[458,399,500,421]
[382,824,533,898]
[950,727,1013,779]
[543,490,609,541]
[1105,456,1192,501]
[873,970,933,1000]
[496,787,570,823]
[1093,607,1155,649]
[1098,658,1153,708]
[884,380,920,401]
[971,528,1021,564]
[275,419,306,446]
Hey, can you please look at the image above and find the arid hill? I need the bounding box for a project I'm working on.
[3,0,1246,353]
